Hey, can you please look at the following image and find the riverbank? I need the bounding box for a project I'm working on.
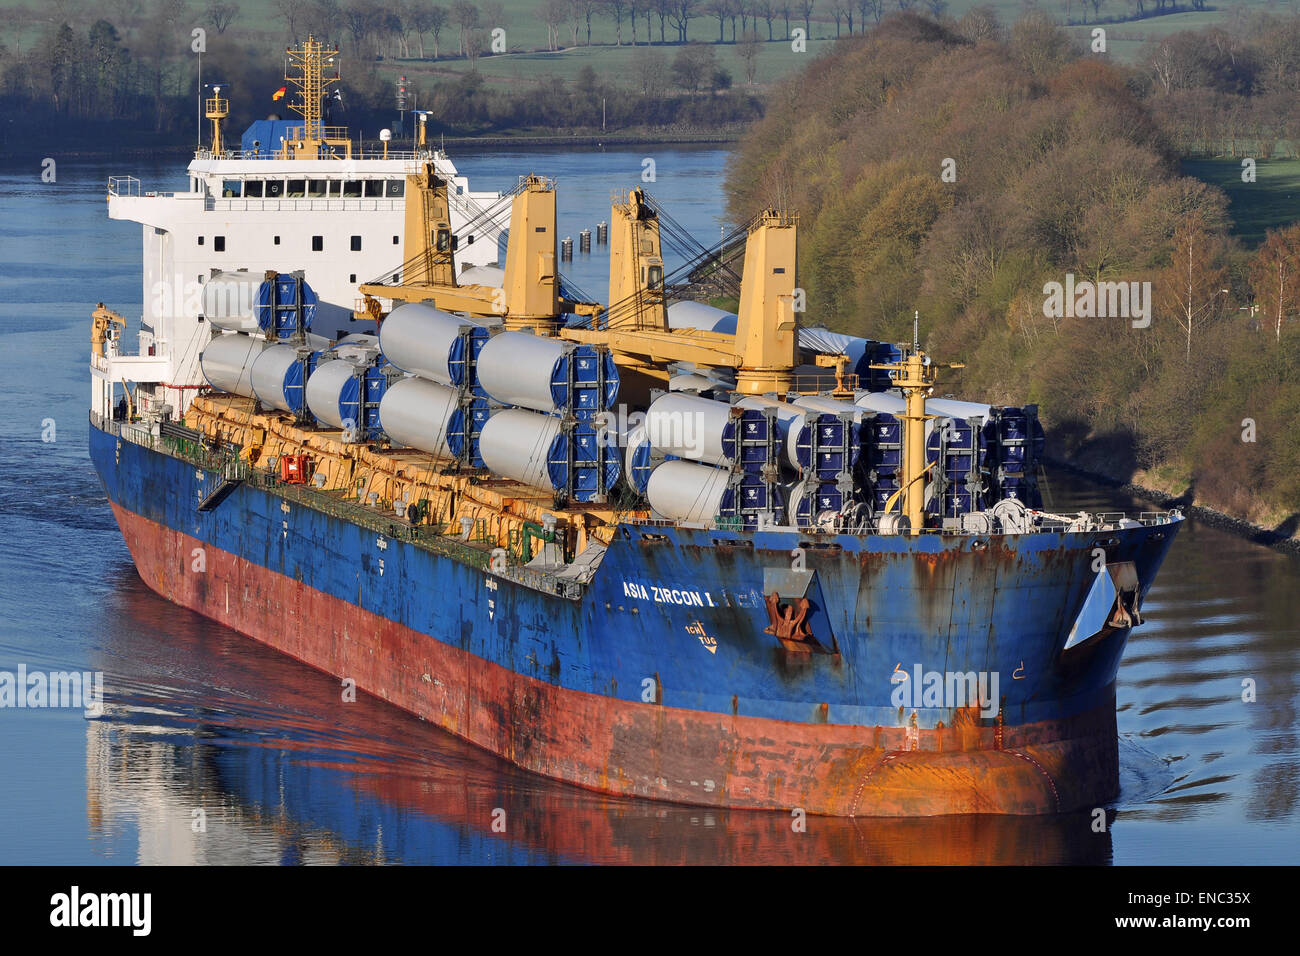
[1046,455,1300,555]
[0,129,742,164]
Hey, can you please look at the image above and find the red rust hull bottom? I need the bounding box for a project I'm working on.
[111,503,1120,817]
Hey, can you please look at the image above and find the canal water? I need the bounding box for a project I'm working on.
[0,153,1296,864]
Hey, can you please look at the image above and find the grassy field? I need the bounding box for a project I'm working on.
[2,0,1271,93]
[1182,157,1300,247]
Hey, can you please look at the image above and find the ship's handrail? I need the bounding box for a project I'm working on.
[95,410,584,600]
[623,509,1182,537]
[194,148,452,162]
[107,176,141,197]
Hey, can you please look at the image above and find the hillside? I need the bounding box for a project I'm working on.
[728,11,1300,536]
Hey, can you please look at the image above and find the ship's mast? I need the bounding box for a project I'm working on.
[872,320,964,534]
[205,85,228,155]
[280,36,351,160]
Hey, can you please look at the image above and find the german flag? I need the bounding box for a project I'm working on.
[272,86,287,101]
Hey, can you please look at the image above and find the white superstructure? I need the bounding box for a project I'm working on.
[92,37,508,421]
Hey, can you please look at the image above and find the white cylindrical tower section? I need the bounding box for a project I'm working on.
[666,301,737,332]
[249,343,305,412]
[378,377,458,460]
[475,331,571,413]
[200,333,263,397]
[478,408,562,491]
[305,358,360,429]
[646,460,730,524]
[378,303,473,386]
[645,392,734,466]
[202,271,264,332]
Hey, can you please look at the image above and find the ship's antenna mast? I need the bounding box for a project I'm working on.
[281,36,348,159]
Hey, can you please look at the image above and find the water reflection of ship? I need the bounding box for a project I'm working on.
[86,576,1116,865]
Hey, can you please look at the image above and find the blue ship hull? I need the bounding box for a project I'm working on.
[90,417,1182,815]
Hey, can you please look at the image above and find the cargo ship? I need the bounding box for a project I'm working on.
[89,40,1183,817]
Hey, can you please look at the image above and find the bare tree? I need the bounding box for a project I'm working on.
[602,0,629,44]
[654,0,673,42]
[798,0,814,36]
[206,0,240,33]
[708,0,729,42]
[668,0,697,42]
[575,0,599,43]
[451,0,480,54]
[465,24,487,66]
[632,45,667,93]
[737,28,761,82]
[755,0,774,39]
[275,0,308,39]
[540,0,566,49]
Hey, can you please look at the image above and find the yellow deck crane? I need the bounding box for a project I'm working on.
[560,195,799,394]
[357,168,601,332]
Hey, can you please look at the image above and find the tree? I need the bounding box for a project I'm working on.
[708,0,729,41]
[1248,226,1300,344]
[654,0,673,42]
[451,0,479,55]
[540,0,567,49]
[737,29,761,83]
[668,0,697,42]
[602,0,629,44]
[831,0,845,36]
[798,0,813,37]
[575,0,599,43]
[206,1,240,33]
[672,41,715,91]
[275,0,308,38]
[755,0,774,39]
[428,4,448,55]
[465,24,487,66]
[1156,213,1229,360]
[858,0,879,28]
[632,45,668,94]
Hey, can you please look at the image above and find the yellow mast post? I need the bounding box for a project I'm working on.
[279,36,350,160]
[871,315,964,534]
[204,86,228,155]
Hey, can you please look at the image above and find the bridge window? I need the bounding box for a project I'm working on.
[287,179,306,197]
[214,236,226,252]
[244,180,264,198]
[222,180,241,197]
[364,180,385,197]
[351,236,362,251]
[385,180,405,198]
[307,180,327,198]
[312,236,324,252]
[265,180,284,198]
[341,181,362,198]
